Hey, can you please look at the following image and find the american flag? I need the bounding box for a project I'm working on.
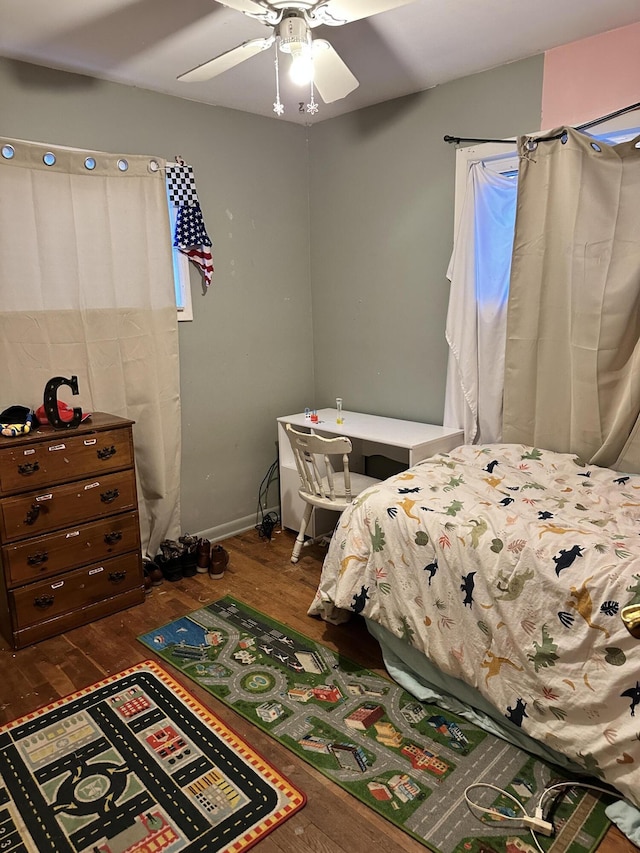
[174,203,214,289]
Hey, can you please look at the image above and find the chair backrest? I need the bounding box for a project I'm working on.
[285,423,354,504]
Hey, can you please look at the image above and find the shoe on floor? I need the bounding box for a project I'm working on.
[158,536,199,580]
[196,538,211,573]
[178,532,199,549]
[181,541,198,577]
[143,557,164,587]
[209,544,229,579]
[156,552,183,582]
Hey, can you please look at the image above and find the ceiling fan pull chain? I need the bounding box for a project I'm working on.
[273,42,284,116]
[307,79,319,116]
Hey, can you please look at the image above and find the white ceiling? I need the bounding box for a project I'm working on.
[1,0,639,125]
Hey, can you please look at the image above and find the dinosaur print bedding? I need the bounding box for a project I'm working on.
[308,443,640,807]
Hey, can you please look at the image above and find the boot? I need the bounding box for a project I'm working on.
[196,538,211,573]
[143,557,164,586]
[157,540,184,582]
[209,544,229,579]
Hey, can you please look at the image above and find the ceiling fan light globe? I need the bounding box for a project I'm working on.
[289,52,314,85]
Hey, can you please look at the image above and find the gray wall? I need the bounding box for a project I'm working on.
[309,56,544,424]
[0,58,312,540]
[0,54,544,541]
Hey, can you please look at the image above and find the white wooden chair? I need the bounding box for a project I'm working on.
[285,423,380,564]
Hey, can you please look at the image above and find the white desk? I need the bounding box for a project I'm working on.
[277,409,463,535]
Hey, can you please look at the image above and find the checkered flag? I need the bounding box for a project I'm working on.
[167,164,214,289]
[167,164,199,207]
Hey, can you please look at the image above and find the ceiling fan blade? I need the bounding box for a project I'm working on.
[217,0,270,15]
[311,0,414,26]
[312,40,358,103]
[178,36,275,82]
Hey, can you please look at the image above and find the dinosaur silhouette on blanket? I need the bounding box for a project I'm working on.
[352,585,370,614]
[481,650,524,684]
[495,567,534,601]
[461,571,476,608]
[566,577,610,639]
[621,681,640,717]
[552,544,584,576]
[423,559,438,586]
[505,698,528,727]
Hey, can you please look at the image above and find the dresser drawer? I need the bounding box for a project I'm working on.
[10,586,145,649]
[1,511,141,587]
[0,470,138,543]
[11,552,142,631]
[12,587,145,649]
[0,427,133,495]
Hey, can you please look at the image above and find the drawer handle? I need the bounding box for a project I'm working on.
[27,551,49,566]
[25,503,41,525]
[109,570,127,584]
[34,594,54,609]
[97,445,117,460]
[100,488,120,504]
[17,461,40,476]
[104,531,123,544]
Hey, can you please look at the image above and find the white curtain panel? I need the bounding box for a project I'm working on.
[503,127,640,471]
[444,161,517,443]
[0,137,181,555]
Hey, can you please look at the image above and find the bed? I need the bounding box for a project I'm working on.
[308,442,640,814]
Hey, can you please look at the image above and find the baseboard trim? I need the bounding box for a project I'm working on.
[197,505,280,544]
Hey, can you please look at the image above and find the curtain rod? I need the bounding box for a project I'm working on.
[444,100,640,146]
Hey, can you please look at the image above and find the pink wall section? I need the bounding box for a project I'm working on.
[541,22,640,130]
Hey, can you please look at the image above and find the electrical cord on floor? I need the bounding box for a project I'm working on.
[255,459,279,540]
[464,780,617,853]
[257,512,279,540]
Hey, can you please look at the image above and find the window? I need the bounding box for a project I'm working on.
[446,117,640,443]
[166,183,194,322]
[452,118,640,235]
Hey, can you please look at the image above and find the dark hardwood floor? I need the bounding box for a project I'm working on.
[0,527,634,852]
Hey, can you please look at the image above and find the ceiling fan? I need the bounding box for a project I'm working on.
[177,0,415,106]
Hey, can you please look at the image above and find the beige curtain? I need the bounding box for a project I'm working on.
[503,126,640,471]
[0,136,181,555]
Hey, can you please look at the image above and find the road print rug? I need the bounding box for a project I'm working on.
[0,660,305,853]
[139,597,612,853]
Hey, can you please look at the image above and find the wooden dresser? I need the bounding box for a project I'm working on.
[0,412,145,649]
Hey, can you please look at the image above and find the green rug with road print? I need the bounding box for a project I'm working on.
[138,596,612,853]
